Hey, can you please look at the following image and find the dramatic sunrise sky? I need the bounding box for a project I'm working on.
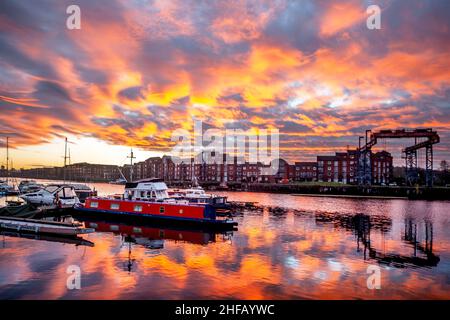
[0,0,449,168]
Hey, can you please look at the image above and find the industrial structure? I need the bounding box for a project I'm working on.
[357,129,440,187]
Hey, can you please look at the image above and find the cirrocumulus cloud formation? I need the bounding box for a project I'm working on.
[0,0,449,166]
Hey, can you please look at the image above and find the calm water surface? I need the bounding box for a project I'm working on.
[0,179,449,299]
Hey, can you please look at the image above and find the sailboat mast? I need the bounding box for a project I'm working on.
[63,137,68,183]
[6,137,9,183]
[127,149,136,182]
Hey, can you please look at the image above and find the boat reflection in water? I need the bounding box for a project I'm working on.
[311,211,440,269]
[77,216,234,272]
[83,218,233,247]
[84,218,234,273]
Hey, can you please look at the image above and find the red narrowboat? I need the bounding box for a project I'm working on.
[74,179,237,230]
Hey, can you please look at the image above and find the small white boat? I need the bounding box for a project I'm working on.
[0,216,94,236]
[0,180,14,194]
[168,186,230,213]
[18,180,44,193]
[67,183,98,202]
[20,184,80,208]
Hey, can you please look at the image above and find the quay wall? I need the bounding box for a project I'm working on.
[238,183,450,200]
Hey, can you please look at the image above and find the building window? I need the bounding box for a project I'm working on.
[110,203,120,210]
[134,205,143,212]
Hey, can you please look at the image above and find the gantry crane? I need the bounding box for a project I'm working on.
[357,129,440,187]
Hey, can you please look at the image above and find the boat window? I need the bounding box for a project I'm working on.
[90,201,99,208]
[110,203,120,210]
[140,191,146,198]
[64,187,76,197]
[179,209,183,214]
[151,191,156,198]
[159,206,165,214]
[134,205,143,212]
[133,227,142,233]
[45,186,58,193]
[110,225,119,231]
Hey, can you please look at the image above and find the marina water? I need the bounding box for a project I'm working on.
[0,179,449,299]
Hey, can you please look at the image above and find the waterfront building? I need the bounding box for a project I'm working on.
[293,162,318,182]
[317,150,392,185]
[241,162,260,183]
[65,162,121,181]
[145,157,164,179]
[372,151,393,185]
[12,149,392,186]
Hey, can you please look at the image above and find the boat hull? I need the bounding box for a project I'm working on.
[73,205,238,230]
[0,216,95,236]
[19,196,78,208]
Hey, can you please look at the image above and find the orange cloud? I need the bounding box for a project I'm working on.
[319,2,365,37]
[1,0,450,167]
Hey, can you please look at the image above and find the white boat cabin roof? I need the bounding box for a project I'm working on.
[124,179,170,201]
[125,178,168,191]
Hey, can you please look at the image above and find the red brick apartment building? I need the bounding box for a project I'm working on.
[317,150,392,184]
[291,162,318,182]
[372,151,393,185]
